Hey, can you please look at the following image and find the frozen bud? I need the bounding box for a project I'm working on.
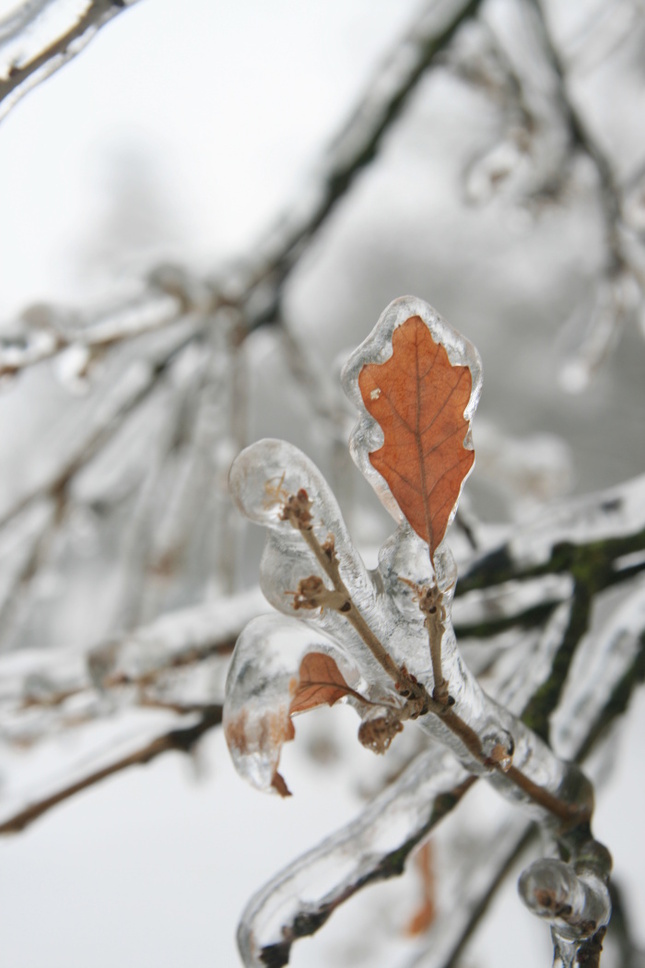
[518,858,610,941]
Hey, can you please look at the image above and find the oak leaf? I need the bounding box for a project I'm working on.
[290,652,357,715]
[358,315,474,558]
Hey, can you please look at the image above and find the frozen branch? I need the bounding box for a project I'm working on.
[0,0,143,122]
[1,0,486,379]
[242,0,487,327]
[237,748,474,968]
[0,704,222,834]
[0,269,216,381]
[0,586,265,717]
[0,319,199,532]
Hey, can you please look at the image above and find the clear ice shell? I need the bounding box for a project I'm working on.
[229,439,406,694]
[228,437,592,813]
[223,612,365,794]
[518,858,611,941]
[341,295,483,551]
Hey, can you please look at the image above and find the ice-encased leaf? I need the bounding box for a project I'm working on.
[342,296,482,560]
[223,613,366,796]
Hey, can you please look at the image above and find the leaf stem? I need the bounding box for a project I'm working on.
[282,490,587,825]
[418,581,450,704]
[281,490,429,714]
[299,527,419,697]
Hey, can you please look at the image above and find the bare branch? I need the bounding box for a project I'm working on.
[0,705,222,834]
[0,0,143,122]
[0,319,200,532]
[1,0,486,379]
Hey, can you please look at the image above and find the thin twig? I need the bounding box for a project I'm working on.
[0,0,143,122]
[525,0,625,271]
[0,705,223,834]
[0,323,200,533]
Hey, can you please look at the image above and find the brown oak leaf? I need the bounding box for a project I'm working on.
[358,315,474,558]
[290,652,357,715]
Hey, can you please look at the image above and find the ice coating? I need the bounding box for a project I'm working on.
[228,438,594,813]
[224,302,623,964]
[229,439,408,694]
[519,858,611,942]
[223,613,365,795]
[341,295,482,551]
[237,745,470,967]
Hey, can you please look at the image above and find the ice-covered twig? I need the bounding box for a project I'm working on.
[0,704,222,834]
[231,579,642,968]
[0,272,214,381]
[237,747,473,968]
[519,855,611,946]
[224,297,645,965]
[1,0,486,379]
[0,320,199,533]
[0,0,143,122]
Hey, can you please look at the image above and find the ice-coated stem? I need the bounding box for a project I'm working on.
[417,581,450,704]
[281,488,431,717]
[237,747,473,967]
[282,485,591,827]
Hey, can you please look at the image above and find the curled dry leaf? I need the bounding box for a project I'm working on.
[358,315,474,559]
[225,651,359,798]
[224,705,295,797]
[290,652,360,714]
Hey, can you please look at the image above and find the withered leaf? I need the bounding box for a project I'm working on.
[358,315,474,558]
[290,652,356,715]
[406,841,436,936]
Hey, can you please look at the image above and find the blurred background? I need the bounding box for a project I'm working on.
[0,1,644,966]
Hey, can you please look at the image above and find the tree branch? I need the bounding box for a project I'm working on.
[0,704,222,834]
[1,0,486,378]
[0,0,142,122]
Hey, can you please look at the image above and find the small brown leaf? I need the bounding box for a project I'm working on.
[290,652,356,715]
[359,315,474,558]
[406,841,436,935]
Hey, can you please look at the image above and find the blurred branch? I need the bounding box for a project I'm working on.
[1,586,265,715]
[0,275,215,381]
[0,704,222,834]
[0,588,266,830]
[242,0,486,327]
[0,320,199,532]
[1,0,486,379]
[0,0,142,123]
[525,0,626,272]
